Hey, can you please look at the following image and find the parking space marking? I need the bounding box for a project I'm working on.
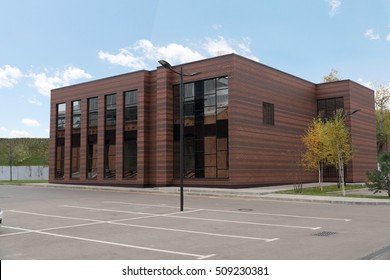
[8,210,102,222]
[1,225,35,237]
[61,205,162,217]
[107,221,278,242]
[104,201,351,222]
[203,209,351,222]
[3,209,278,243]
[1,224,214,260]
[104,201,179,209]
[166,215,321,230]
[63,204,321,230]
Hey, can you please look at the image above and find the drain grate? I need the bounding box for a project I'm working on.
[237,208,253,212]
[313,231,337,237]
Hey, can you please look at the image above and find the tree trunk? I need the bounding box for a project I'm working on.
[337,144,346,196]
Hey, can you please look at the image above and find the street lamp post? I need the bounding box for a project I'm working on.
[158,60,200,211]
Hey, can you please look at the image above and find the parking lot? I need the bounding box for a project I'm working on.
[1,184,390,259]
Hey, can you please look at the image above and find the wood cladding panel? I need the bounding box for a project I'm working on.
[50,54,377,187]
[228,56,317,185]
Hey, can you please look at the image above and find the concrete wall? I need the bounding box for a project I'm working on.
[0,166,48,180]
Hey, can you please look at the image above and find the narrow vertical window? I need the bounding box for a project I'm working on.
[71,100,81,178]
[55,103,66,178]
[104,94,116,178]
[263,102,274,126]
[123,90,137,178]
[87,97,98,179]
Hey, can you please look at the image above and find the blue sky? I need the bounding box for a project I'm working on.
[1,0,389,138]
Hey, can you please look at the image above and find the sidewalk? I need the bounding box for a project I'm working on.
[27,182,390,206]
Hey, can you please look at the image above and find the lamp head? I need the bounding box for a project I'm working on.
[158,60,172,70]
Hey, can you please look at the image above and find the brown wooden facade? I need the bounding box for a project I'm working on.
[49,54,377,187]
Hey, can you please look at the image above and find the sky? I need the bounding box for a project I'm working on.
[1,0,390,138]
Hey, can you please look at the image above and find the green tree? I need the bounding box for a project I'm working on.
[6,140,30,181]
[301,118,326,190]
[322,113,353,196]
[366,152,390,197]
[374,83,390,154]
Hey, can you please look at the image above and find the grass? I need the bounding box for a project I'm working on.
[0,180,48,185]
[278,184,390,199]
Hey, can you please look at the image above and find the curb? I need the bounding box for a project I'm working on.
[11,183,390,206]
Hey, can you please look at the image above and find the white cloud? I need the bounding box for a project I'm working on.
[386,33,390,41]
[99,40,204,70]
[10,130,32,138]
[365,29,380,40]
[0,65,23,89]
[22,118,40,127]
[98,36,260,70]
[328,0,341,16]
[30,66,92,97]
[98,49,146,69]
[204,36,260,62]
[204,36,237,57]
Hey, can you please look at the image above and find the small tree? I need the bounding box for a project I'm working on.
[374,83,390,154]
[322,113,353,196]
[323,68,342,82]
[366,152,390,197]
[6,139,30,182]
[301,118,326,190]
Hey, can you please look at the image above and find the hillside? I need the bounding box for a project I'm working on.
[0,138,49,166]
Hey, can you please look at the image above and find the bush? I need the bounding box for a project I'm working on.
[365,153,390,197]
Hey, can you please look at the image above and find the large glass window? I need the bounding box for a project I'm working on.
[123,90,137,178]
[55,103,66,178]
[87,97,98,179]
[173,77,229,179]
[71,100,81,178]
[317,97,344,120]
[105,94,116,178]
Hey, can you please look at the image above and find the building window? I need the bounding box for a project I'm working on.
[57,103,66,130]
[71,100,81,178]
[317,97,344,121]
[105,94,116,178]
[55,103,66,178]
[87,97,98,179]
[173,76,229,179]
[263,102,274,126]
[123,90,137,178]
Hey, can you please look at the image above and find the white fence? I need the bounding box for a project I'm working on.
[0,166,48,180]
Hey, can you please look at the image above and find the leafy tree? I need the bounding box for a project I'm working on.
[374,83,390,154]
[322,112,353,196]
[366,152,390,197]
[301,113,353,195]
[323,68,342,82]
[5,140,30,181]
[301,118,326,190]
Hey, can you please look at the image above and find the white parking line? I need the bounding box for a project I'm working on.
[2,225,214,260]
[108,221,278,242]
[8,210,102,222]
[166,215,321,230]
[65,204,321,230]
[104,201,351,221]
[61,205,162,216]
[4,209,278,242]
